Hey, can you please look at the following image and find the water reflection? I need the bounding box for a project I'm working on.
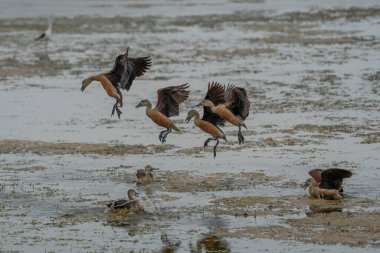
[159,233,181,253]
[306,203,343,216]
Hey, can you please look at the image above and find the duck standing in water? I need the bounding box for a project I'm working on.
[198,82,249,144]
[186,83,227,158]
[136,165,158,184]
[81,48,151,118]
[136,83,190,144]
[303,168,352,200]
[107,189,144,212]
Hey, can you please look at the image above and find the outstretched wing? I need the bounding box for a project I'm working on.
[225,84,250,120]
[320,168,352,191]
[308,169,324,183]
[120,56,151,90]
[106,49,151,90]
[155,83,190,117]
[202,81,225,126]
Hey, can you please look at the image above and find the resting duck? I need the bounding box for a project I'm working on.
[186,83,227,158]
[136,165,158,184]
[303,168,352,200]
[136,83,190,144]
[198,82,249,144]
[81,47,151,118]
[107,189,144,212]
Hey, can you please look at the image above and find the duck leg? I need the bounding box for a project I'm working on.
[213,139,220,158]
[111,102,122,119]
[159,128,171,144]
[204,137,215,148]
[238,126,245,144]
[161,128,172,144]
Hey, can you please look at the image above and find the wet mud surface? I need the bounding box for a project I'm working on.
[1,0,380,252]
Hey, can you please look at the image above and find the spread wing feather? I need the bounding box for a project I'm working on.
[202,81,225,126]
[320,168,352,191]
[225,84,250,120]
[106,49,151,90]
[155,83,190,117]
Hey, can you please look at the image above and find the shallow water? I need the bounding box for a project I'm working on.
[1,0,380,252]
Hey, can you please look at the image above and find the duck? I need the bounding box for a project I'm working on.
[303,168,352,200]
[198,82,249,144]
[81,47,151,118]
[303,178,342,200]
[136,83,190,144]
[136,165,158,184]
[186,83,227,158]
[308,168,352,193]
[107,189,144,212]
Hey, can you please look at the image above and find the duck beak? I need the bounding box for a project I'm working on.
[151,167,159,171]
[81,85,85,92]
[135,103,142,108]
[134,192,139,197]
[185,115,191,123]
[195,103,202,107]
[302,181,309,190]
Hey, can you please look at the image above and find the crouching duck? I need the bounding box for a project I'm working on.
[107,189,144,212]
[136,165,158,184]
[303,168,352,200]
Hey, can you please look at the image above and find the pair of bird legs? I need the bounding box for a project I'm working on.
[159,128,172,144]
[111,101,122,119]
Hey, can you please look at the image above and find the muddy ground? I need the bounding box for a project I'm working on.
[0,0,380,252]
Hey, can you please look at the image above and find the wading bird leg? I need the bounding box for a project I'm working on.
[238,126,245,144]
[213,139,219,158]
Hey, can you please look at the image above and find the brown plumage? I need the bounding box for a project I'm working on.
[136,83,190,144]
[198,82,250,144]
[303,168,352,200]
[186,109,227,158]
[136,165,158,184]
[308,168,352,193]
[81,47,151,118]
[303,178,342,200]
[107,189,144,212]
[81,73,123,118]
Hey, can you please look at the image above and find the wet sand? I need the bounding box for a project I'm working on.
[1,0,380,252]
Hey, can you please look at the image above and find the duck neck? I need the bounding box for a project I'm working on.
[145,101,153,111]
[128,191,135,200]
[193,111,200,121]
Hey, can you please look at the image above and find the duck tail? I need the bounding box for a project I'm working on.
[172,124,180,132]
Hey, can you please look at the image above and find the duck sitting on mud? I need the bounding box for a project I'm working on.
[303,168,352,200]
[136,83,190,144]
[136,165,158,184]
[107,189,144,212]
[303,178,342,200]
